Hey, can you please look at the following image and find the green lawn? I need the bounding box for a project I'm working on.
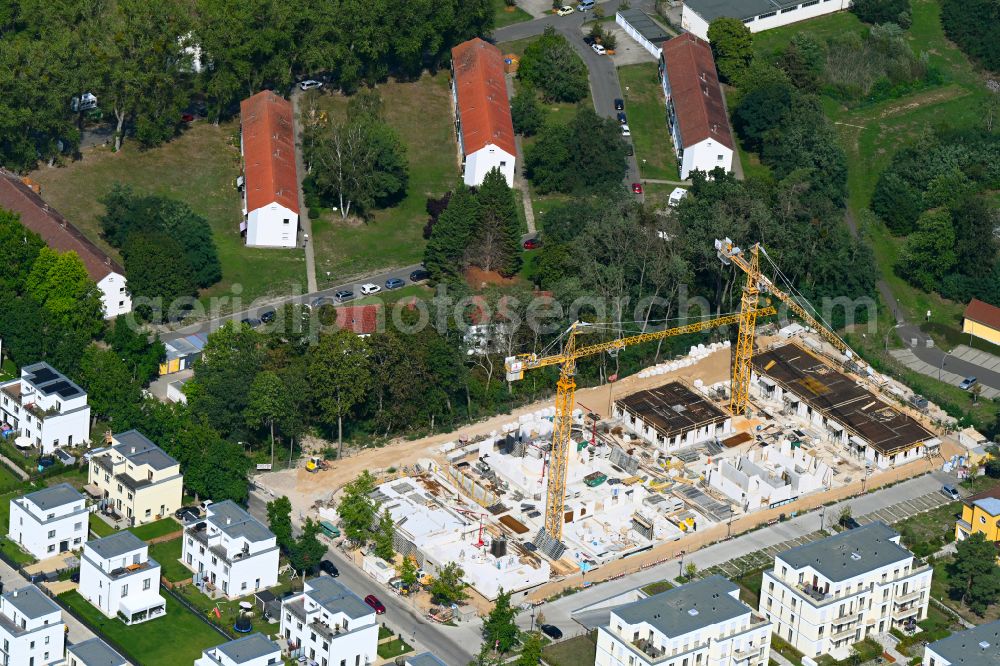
[0,465,24,495]
[130,517,181,541]
[752,11,867,61]
[641,580,674,595]
[29,122,307,309]
[311,73,458,288]
[148,537,190,582]
[89,513,117,538]
[349,284,432,307]
[0,537,35,565]
[542,631,597,666]
[893,501,960,557]
[493,0,533,28]
[60,589,225,666]
[377,638,414,659]
[618,63,680,181]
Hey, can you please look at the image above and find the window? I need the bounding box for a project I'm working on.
[143,578,151,591]
[74,522,82,530]
[47,544,55,553]
[500,161,507,167]
[284,219,290,225]
[759,10,777,17]
[717,155,724,160]
[48,530,56,539]
[121,584,128,597]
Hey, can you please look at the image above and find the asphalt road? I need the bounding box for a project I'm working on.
[494,0,648,187]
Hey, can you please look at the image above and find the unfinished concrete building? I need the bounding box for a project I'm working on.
[613,382,732,452]
[707,439,832,511]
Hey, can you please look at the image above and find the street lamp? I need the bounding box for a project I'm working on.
[938,352,950,381]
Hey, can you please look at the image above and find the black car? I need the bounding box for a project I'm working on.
[320,560,340,577]
[259,309,276,324]
[409,269,431,282]
[540,624,563,640]
[176,507,200,523]
[614,98,624,111]
[583,35,595,46]
[240,317,261,328]
[616,112,627,124]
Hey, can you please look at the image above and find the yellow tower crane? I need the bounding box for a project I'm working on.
[504,308,775,551]
[716,237,869,415]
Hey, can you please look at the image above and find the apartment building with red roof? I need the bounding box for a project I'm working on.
[239,90,299,248]
[658,34,735,180]
[450,38,516,187]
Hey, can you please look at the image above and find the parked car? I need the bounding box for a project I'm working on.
[631,182,643,195]
[614,98,625,111]
[176,507,200,523]
[625,142,634,156]
[409,268,431,282]
[540,624,563,639]
[333,290,354,302]
[385,277,405,290]
[299,80,323,91]
[319,560,340,577]
[959,376,977,390]
[523,237,542,250]
[311,296,333,309]
[577,0,595,10]
[240,317,261,328]
[583,35,595,46]
[364,594,386,614]
[942,485,961,501]
[360,283,381,296]
[591,43,606,56]
[621,124,631,137]
[556,5,574,15]
[616,112,627,124]
[259,309,276,324]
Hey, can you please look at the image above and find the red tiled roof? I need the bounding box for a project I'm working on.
[0,168,122,282]
[661,34,734,151]
[964,299,1000,332]
[451,38,516,157]
[240,91,299,215]
[334,305,382,336]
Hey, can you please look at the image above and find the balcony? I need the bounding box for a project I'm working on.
[894,589,924,605]
[831,624,860,641]
[892,605,920,621]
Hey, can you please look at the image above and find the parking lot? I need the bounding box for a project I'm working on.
[853,490,950,525]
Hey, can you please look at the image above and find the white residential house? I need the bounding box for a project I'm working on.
[8,483,88,559]
[239,91,299,248]
[0,362,90,454]
[659,34,735,179]
[79,531,166,625]
[682,0,852,41]
[195,633,282,666]
[66,637,129,666]
[451,38,516,187]
[181,500,280,599]
[279,577,379,666]
[595,575,772,666]
[760,522,932,661]
[0,585,66,666]
[922,619,1000,666]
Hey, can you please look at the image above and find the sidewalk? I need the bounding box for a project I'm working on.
[290,91,318,293]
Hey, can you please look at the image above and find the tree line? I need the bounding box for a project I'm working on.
[0,0,494,170]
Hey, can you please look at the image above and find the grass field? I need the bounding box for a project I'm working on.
[89,513,116,538]
[29,122,307,308]
[542,632,597,666]
[349,284,432,307]
[493,0,533,28]
[60,589,225,666]
[377,637,414,659]
[148,537,189,582]
[617,63,680,181]
[311,73,458,288]
[129,517,181,542]
[640,580,674,595]
[0,465,24,495]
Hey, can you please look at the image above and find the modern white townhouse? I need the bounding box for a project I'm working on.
[182,500,280,599]
[78,531,166,625]
[0,584,66,666]
[279,577,379,666]
[195,633,282,666]
[87,430,183,527]
[0,362,90,454]
[66,637,129,666]
[923,619,1000,666]
[596,575,772,666]
[760,522,932,661]
[8,483,88,559]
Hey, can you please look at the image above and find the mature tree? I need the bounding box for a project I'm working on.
[732,82,795,152]
[424,185,480,281]
[108,317,165,386]
[468,168,522,276]
[482,588,520,653]
[429,561,468,605]
[707,18,754,83]
[121,230,198,319]
[870,171,925,234]
[398,554,420,588]
[525,107,627,195]
[952,532,1000,615]
[897,210,956,291]
[511,91,544,137]
[941,0,1000,71]
[266,495,294,552]
[372,508,396,561]
[24,248,104,337]
[245,370,294,467]
[780,33,826,91]
[307,330,371,453]
[0,210,44,295]
[517,27,588,103]
[290,518,327,573]
[77,346,143,428]
[337,471,379,545]
[517,633,544,666]
[187,322,265,438]
[853,0,912,27]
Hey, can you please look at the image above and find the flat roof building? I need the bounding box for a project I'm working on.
[614,381,732,452]
[923,619,1000,666]
[0,584,66,666]
[681,0,852,41]
[280,577,378,666]
[615,9,673,58]
[9,482,88,559]
[1,361,91,454]
[195,633,281,666]
[66,637,130,666]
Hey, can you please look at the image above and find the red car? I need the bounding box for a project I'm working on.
[523,237,542,250]
[364,594,386,614]
[631,182,643,194]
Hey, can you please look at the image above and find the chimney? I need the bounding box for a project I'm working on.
[131,447,136,454]
[226,517,232,525]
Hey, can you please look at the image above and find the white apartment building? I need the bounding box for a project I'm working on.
[87,430,183,527]
[0,584,66,666]
[66,637,129,666]
[613,382,732,453]
[79,531,166,625]
[0,363,90,454]
[8,483,88,559]
[280,577,379,666]
[596,575,772,666]
[923,619,1000,666]
[182,500,280,599]
[681,0,851,40]
[760,522,932,661]
[195,633,282,666]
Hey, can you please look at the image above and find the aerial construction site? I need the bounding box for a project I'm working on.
[262,240,964,604]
